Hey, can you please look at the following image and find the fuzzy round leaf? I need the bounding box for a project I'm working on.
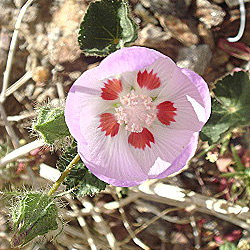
[78,0,138,56]
[11,193,58,247]
[33,107,70,145]
[201,71,250,144]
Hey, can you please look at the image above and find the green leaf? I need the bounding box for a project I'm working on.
[78,0,138,56]
[231,144,245,171]
[201,72,250,144]
[33,106,70,145]
[219,242,239,250]
[221,171,246,178]
[57,141,107,196]
[11,193,58,247]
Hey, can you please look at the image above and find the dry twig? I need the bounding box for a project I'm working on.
[81,199,119,250]
[132,182,250,231]
[0,139,44,167]
[67,196,98,250]
[0,0,35,103]
[112,192,151,250]
[0,103,20,148]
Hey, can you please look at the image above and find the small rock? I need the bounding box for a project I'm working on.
[196,0,226,28]
[32,66,51,84]
[140,0,189,18]
[13,0,26,8]
[0,28,11,74]
[177,44,212,75]
[0,5,19,28]
[212,0,225,3]
[47,0,86,65]
[50,98,61,107]
[32,87,44,100]
[46,86,57,99]
[0,27,11,51]
[24,83,35,98]
[134,3,158,25]
[68,71,82,81]
[237,237,250,250]
[137,23,171,48]
[0,0,14,7]
[36,86,56,103]
[198,23,215,48]
[225,0,249,7]
[158,15,199,47]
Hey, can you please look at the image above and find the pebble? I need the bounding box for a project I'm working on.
[225,0,250,7]
[177,44,212,75]
[196,0,226,28]
[32,66,51,84]
[137,23,171,48]
[158,15,199,47]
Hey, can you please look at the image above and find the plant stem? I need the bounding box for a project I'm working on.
[48,154,80,196]
[195,144,217,158]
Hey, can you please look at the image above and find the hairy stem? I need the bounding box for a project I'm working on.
[48,154,80,196]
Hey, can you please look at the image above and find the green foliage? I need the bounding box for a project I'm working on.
[78,0,138,56]
[116,187,129,198]
[201,72,250,144]
[33,106,70,145]
[57,142,107,196]
[221,145,250,200]
[0,144,17,180]
[219,242,239,250]
[11,193,58,247]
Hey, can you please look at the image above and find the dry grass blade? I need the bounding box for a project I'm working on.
[0,0,35,103]
[0,140,44,167]
[0,103,20,148]
[132,182,250,231]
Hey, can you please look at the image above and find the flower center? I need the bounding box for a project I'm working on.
[114,91,157,133]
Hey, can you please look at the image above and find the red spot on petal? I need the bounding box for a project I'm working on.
[137,70,161,90]
[128,128,155,150]
[101,79,122,100]
[157,101,177,126]
[99,113,119,137]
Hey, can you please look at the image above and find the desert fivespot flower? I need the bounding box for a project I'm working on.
[65,47,211,187]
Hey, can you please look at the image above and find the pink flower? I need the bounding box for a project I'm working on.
[65,47,211,187]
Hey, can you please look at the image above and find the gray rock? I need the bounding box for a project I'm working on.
[196,0,226,29]
[177,44,212,75]
[140,0,189,17]
[137,23,171,47]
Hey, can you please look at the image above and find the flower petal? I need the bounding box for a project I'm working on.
[96,46,165,79]
[77,117,148,187]
[137,70,161,90]
[157,101,177,126]
[99,113,120,137]
[65,67,103,140]
[181,68,211,120]
[155,65,211,131]
[128,128,155,149]
[128,124,197,178]
[134,57,178,97]
[101,79,122,100]
[150,132,199,179]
